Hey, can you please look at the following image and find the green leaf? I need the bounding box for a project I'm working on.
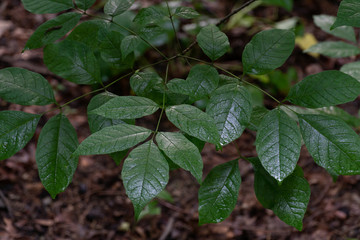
[130,71,163,102]
[122,141,169,220]
[198,160,241,224]
[74,124,152,156]
[248,106,269,131]
[332,0,360,29]
[242,29,295,75]
[165,104,220,145]
[174,6,200,19]
[87,93,131,165]
[156,132,203,183]
[35,114,78,199]
[186,65,219,100]
[133,6,166,26]
[21,0,73,14]
[75,0,96,10]
[24,13,82,51]
[341,61,360,82]
[252,158,310,231]
[90,96,159,119]
[121,35,140,60]
[206,84,252,146]
[287,70,360,108]
[44,40,101,85]
[197,25,230,61]
[261,0,293,11]
[299,114,360,175]
[313,15,356,43]
[98,29,124,63]
[255,108,302,182]
[67,20,107,50]
[0,111,40,160]
[0,68,56,106]
[104,0,134,16]
[305,41,360,58]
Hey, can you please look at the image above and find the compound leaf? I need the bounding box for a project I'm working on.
[156,132,203,183]
[130,71,163,102]
[121,35,140,60]
[122,141,169,220]
[255,108,302,182]
[242,29,295,75]
[198,160,241,224]
[313,15,356,42]
[21,0,73,14]
[174,6,200,19]
[186,65,219,100]
[206,84,252,146]
[332,0,360,29]
[44,40,101,85]
[0,111,40,160]
[0,67,56,106]
[104,0,134,16]
[197,25,230,61]
[287,70,360,108]
[252,158,310,231]
[36,114,78,199]
[90,96,159,119]
[98,28,124,63]
[74,124,152,156]
[166,104,220,145]
[75,0,96,10]
[299,114,360,175]
[305,41,360,58]
[24,12,82,51]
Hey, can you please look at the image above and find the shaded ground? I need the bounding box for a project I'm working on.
[1,0,360,239]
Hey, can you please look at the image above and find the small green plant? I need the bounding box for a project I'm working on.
[1,0,360,230]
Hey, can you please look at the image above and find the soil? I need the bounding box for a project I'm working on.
[1,0,360,239]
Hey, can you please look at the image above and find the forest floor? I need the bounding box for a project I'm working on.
[1,0,360,239]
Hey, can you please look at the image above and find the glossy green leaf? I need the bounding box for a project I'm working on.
[104,0,134,16]
[197,25,230,61]
[255,108,302,182]
[156,132,203,183]
[67,20,107,50]
[21,0,73,14]
[166,104,220,145]
[280,105,360,128]
[87,93,131,165]
[299,114,360,175]
[0,111,40,160]
[122,141,169,220]
[90,96,159,119]
[242,29,295,75]
[74,124,151,156]
[75,0,96,10]
[248,107,269,131]
[186,65,219,100]
[313,15,356,42]
[341,62,360,82]
[305,41,360,58]
[98,29,124,63]
[287,70,360,108]
[0,68,56,106]
[133,6,166,25]
[198,160,241,224]
[261,0,293,11]
[174,6,200,19]
[130,71,163,99]
[252,157,310,231]
[36,114,78,199]
[24,13,82,51]
[44,40,101,85]
[332,0,360,29]
[121,35,140,59]
[206,84,252,146]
